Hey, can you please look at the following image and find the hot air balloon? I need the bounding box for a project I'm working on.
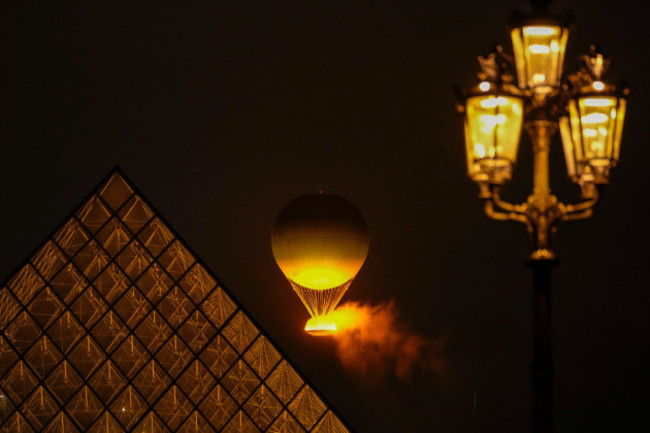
[271,193,369,336]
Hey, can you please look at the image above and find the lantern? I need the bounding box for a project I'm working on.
[271,193,369,335]
[560,47,628,195]
[510,11,569,93]
[458,48,524,196]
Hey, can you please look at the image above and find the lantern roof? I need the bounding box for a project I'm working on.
[507,1,572,30]
[565,46,630,99]
[454,47,522,105]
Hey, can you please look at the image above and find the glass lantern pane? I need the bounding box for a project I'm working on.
[464,94,523,183]
[511,25,567,92]
[568,101,585,164]
[464,117,484,180]
[577,96,618,166]
[559,116,577,178]
[613,98,626,161]
[494,98,524,162]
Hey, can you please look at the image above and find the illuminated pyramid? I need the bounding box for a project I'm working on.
[0,169,351,433]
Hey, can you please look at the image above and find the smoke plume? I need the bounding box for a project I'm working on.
[328,300,446,381]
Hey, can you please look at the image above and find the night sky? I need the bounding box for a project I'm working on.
[3,1,649,432]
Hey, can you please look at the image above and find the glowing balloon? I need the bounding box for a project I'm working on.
[271,193,369,335]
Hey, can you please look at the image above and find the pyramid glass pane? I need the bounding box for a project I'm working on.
[0,170,352,432]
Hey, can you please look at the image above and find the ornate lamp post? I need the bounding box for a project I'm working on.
[456,1,629,432]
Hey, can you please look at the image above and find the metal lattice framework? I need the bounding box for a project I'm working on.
[0,169,352,433]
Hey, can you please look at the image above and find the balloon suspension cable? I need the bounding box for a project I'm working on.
[289,279,353,336]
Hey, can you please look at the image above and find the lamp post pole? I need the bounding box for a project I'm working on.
[526,119,559,258]
[529,257,555,433]
[456,1,629,432]
[526,117,559,433]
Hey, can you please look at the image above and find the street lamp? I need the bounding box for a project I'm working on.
[460,47,524,198]
[456,1,628,432]
[560,50,628,197]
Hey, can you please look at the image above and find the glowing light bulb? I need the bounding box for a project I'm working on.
[479,81,490,92]
[532,73,546,84]
[529,44,551,54]
[584,128,598,138]
[593,81,605,91]
[474,143,486,158]
[582,113,609,124]
[591,141,604,153]
[480,97,509,108]
[584,98,614,107]
[480,114,507,129]
[583,128,598,138]
[523,26,557,36]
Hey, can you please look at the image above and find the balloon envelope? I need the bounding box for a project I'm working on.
[272,193,369,291]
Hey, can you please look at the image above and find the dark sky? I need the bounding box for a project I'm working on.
[3,0,649,432]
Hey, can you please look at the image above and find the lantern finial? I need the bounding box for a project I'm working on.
[530,0,553,12]
[580,45,611,80]
[477,46,515,84]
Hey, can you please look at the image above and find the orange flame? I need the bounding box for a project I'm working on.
[304,316,337,336]
[316,300,447,381]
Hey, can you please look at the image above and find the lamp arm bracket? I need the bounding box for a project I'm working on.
[561,208,594,221]
[491,187,528,214]
[484,200,530,226]
[559,192,600,216]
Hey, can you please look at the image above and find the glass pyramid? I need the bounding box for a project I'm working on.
[0,169,351,433]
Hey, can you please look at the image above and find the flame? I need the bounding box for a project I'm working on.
[304,317,337,336]
[315,301,446,381]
